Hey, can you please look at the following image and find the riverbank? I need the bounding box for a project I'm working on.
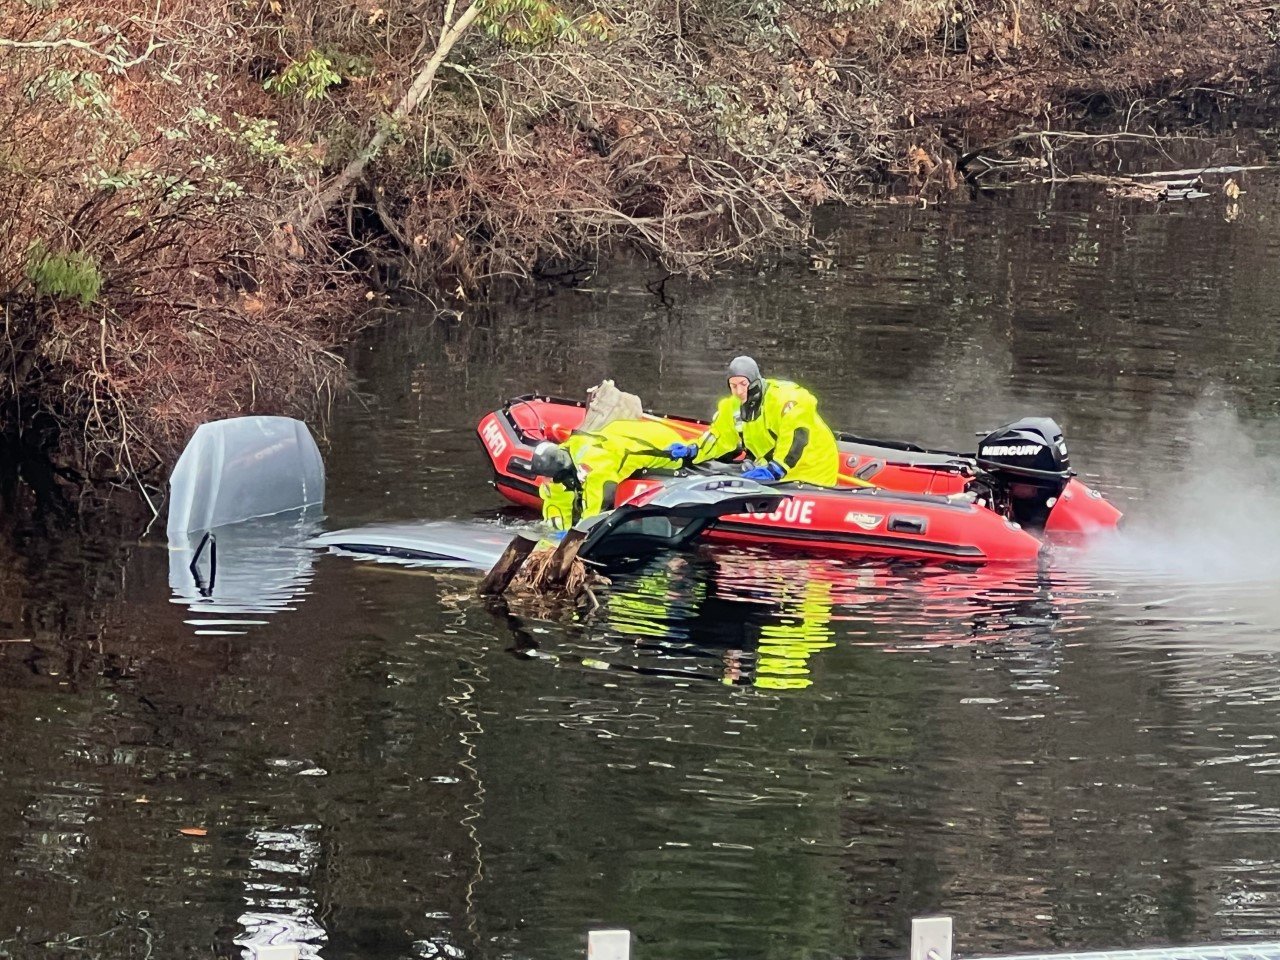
[2,0,1276,493]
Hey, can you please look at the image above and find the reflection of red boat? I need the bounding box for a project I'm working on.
[477,395,1122,565]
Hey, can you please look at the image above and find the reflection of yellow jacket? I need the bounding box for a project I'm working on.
[540,419,686,530]
[604,561,706,641]
[751,579,835,691]
[693,379,839,486]
[599,558,837,691]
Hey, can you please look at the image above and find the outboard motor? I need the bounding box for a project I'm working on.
[970,417,1072,531]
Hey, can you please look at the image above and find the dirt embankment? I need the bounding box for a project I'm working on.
[896,3,1273,119]
[881,1,1278,184]
[1,0,1276,497]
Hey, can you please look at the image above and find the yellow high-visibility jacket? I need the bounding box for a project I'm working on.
[540,418,687,530]
[693,378,839,486]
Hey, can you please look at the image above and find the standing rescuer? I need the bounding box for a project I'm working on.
[531,418,687,531]
[666,356,840,486]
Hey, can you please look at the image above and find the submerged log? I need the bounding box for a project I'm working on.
[545,529,588,588]
[478,529,609,607]
[477,534,538,596]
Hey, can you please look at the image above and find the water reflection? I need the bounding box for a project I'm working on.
[15,778,101,884]
[503,550,1107,692]
[167,511,322,635]
[236,824,326,959]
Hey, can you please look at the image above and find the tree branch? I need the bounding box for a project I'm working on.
[292,0,485,231]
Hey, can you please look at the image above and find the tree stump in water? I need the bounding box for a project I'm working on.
[478,530,609,606]
[477,534,538,596]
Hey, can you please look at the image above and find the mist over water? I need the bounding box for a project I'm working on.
[1041,399,1280,675]
[1070,401,1280,580]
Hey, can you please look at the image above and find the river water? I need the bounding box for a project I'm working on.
[5,160,1280,960]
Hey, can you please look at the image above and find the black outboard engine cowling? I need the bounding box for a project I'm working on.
[972,417,1073,531]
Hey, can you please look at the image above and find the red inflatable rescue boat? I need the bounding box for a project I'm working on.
[477,396,1121,564]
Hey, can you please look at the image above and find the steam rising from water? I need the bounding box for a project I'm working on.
[1070,403,1280,583]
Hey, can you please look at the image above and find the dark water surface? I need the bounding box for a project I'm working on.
[7,169,1280,960]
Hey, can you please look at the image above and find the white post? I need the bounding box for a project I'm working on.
[910,916,953,960]
[588,928,631,960]
[252,946,301,960]
[250,947,300,960]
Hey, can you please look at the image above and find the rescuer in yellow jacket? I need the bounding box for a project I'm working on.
[531,418,688,530]
[665,356,840,487]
